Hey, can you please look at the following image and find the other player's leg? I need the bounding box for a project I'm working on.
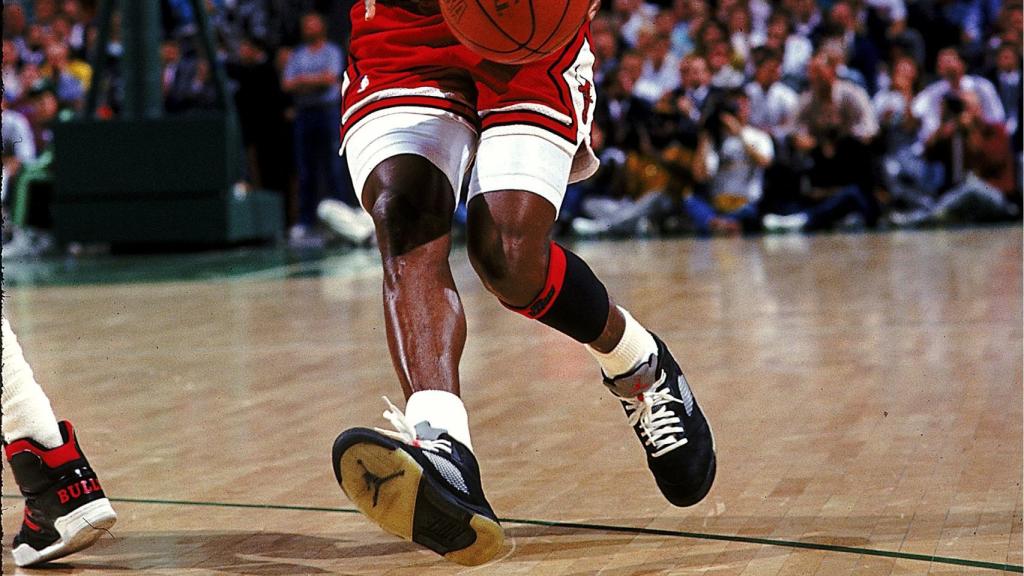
[330,110,502,565]
[2,316,117,567]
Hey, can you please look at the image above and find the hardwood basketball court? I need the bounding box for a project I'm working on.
[2,228,1021,575]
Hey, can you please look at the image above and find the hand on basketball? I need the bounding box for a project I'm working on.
[365,0,376,20]
[588,0,601,20]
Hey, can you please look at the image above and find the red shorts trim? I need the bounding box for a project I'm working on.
[480,110,577,144]
[341,96,479,143]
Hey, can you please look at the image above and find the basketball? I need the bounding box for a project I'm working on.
[439,0,592,65]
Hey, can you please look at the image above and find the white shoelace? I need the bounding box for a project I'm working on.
[624,374,689,458]
[374,397,453,455]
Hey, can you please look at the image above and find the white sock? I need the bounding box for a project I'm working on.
[405,390,473,452]
[586,307,659,378]
[2,317,63,448]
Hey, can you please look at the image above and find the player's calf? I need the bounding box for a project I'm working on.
[5,421,117,567]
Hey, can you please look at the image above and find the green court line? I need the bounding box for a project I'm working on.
[3,494,1020,572]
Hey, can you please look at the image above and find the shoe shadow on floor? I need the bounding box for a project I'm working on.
[13,531,420,575]
[6,525,782,574]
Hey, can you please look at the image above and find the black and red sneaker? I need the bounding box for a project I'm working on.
[332,399,503,566]
[604,333,717,507]
[4,421,117,566]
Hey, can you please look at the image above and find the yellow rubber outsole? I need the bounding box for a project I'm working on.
[337,441,504,566]
[444,514,504,566]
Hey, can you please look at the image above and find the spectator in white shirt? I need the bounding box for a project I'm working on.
[634,33,682,103]
[726,5,754,67]
[873,56,939,208]
[745,46,800,141]
[911,47,1004,144]
[685,90,774,234]
[757,11,814,88]
[614,0,658,48]
[707,41,744,89]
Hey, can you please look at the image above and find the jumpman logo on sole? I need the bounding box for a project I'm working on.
[357,459,406,507]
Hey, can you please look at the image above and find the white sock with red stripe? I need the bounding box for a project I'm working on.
[405,390,474,452]
[1,317,63,449]
[587,307,659,378]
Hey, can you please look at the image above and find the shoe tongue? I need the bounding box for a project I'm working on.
[604,354,659,398]
[413,421,447,442]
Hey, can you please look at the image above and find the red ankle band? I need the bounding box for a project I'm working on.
[4,422,80,468]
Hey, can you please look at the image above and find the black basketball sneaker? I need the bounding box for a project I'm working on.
[332,398,503,566]
[5,421,117,567]
[604,333,717,507]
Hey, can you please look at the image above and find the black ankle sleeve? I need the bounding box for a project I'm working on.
[504,242,610,344]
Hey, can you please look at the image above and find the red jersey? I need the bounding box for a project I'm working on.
[341,1,595,149]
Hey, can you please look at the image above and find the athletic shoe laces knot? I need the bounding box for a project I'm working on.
[624,373,689,457]
[375,397,453,455]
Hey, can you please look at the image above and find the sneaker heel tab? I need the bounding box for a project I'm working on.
[57,421,77,443]
[4,435,50,461]
[5,432,83,469]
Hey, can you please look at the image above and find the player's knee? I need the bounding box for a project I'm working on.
[370,189,453,257]
[467,226,548,304]
[364,159,455,257]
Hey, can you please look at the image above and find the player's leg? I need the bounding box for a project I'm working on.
[467,29,715,507]
[467,146,716,508]
[330,109,502,566]
[2,315,116,567]
[364,154,467,400]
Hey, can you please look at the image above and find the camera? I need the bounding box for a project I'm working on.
[700,91,740,143]
[943,92,965,116]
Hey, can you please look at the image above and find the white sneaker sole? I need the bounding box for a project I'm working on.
[12,498,118,567]
[317,201,375,245]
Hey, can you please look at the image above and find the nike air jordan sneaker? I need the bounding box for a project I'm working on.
[604,334,717,507]
[332,399,503,565]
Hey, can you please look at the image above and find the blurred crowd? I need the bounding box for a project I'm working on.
[571,0,1022,236]
[2,0,368,252]
[2,0,1021,253]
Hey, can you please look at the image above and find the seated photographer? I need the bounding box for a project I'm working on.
[572,86,706,237]
[873,56,940,211]
[912,47,1004,145]
[762,52,881,232]
[684,90,774,235]
[891,90,1019,226]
